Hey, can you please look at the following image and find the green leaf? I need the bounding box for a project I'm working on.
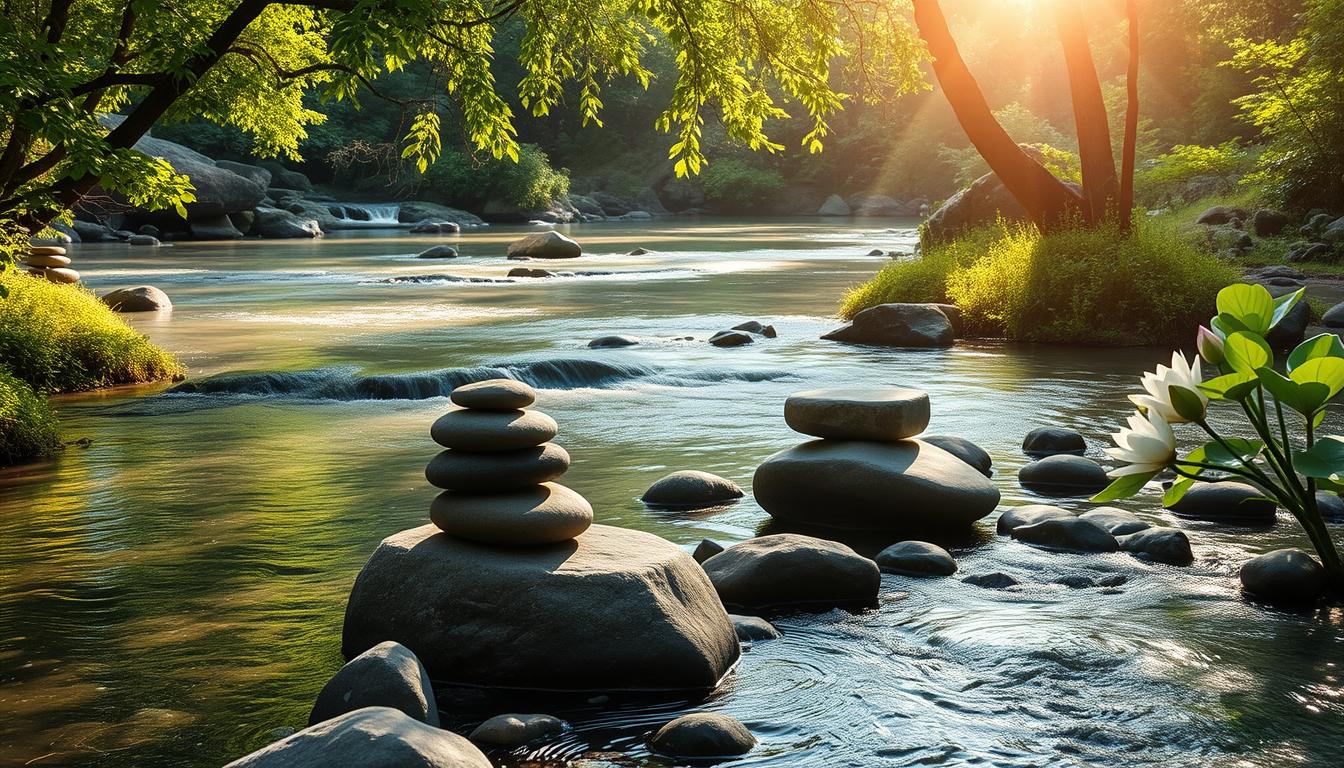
[1269,288,1305,330]
[1176,438,1263,473]
[1216,284,1275,335]
[1168,385,1206,421]
[1294,436,1344,481]
[1163,477,1195,507]
[1223,331,1272,374]
[1257,366,1329,414]
[1199,371,1259,400]
[1090,470,1159,503]
[1288,333,1344,373]
[1212,313,1249,338]
[1289,357,1344,401]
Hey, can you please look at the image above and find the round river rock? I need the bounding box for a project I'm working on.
[430,482,593,545]
[450,379,536,410]
[641,470,743,509]
[430,408,558,451]
[425,443,570,491]
[701,534,880,612]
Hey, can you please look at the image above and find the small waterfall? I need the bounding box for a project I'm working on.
[326,203,402,226]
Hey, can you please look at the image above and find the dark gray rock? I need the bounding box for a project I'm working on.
[509,267,559,278]
[996,504,1075,534]
[1022,427,1086,457]
[589,192,631,216]
[924,165,1028,242]
[127,234,160,246]
[1118,527,1194,566]
[732,320,778,338]
[1012,517,1119,553]
[641,470,743,509]
[189,213,244,240]
[100,285,171,312]
[1266,284,1309,352]
[309,642,438,727]
[1321,304,1344,328]
[410,221,462,234]
[1195,206,1249,226]
[922,435,992,477]
[1018,455,1110,496]
[72,220,118,241]
[783,387,930,442]
[701,534,880,612]
[216,160,272,188]
[649,713,755,759]
[342,524,740,691]
[1169,481,1276,525]
[430,483,593,545]
[507,231,581,259]
[114,124,266,218]
[468,714,567,748]
[929,303,964,337]
[424,443,570,491]
[1250,209,1291,237]
[730,614,781,642]
[1240,548,1327,606]
[223,707,489,768]
[963,572,1020,589]
[418,246,458,259]
[752,439,1000,531]
[253,207,323,238]
[1079,507,1150,536]
[874,540,958,577]
[822,303,954,347]
[1316,491,1344,521]
[397,202,483,227]
[693,539,725,563]
[709,330,753,347]
[1287,242,1334,263]
[430,409,557,451]
[588,335,639,348]
[818,194,851,216]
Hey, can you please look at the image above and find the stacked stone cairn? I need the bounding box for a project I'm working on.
[425,379,592,544]
[23,245,80,284]
[752,387,1000,531]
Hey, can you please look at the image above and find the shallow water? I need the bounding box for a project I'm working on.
[1,219,1341,767]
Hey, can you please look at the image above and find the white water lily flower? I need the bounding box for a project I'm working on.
[1105,409,1177,477]
[1128,351,1207,424]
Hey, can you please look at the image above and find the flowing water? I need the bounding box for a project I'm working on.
[1,220,1341,768]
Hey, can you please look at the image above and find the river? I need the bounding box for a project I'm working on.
[1,219,1340,767]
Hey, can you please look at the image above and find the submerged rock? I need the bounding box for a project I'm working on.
[1011,517,1118,553]
[730,614,781,642]
[418,245,458,259]
[1239,548,1327,606]
[1018,455,1110,496]
[100,285,172,313]
[922,435,992,477]
[468,714,567,748]
[1118,527,1193,566]
[1022,427,1085,457]
[874,540,958,577]
[641,470,744,509]
[753,439,1000,531]
[649,713,756,759]
[821,303,954,348]
[1169,482,1276,525]
[709,330,754,347]
[1079,508,1150,536]
[963,572,1020,589]
[588,335,639,348]
[342,524,739,691]
[309,642,438,727]
[507,231,581,259]
[701,534,880,613]
[783,387,930,442]
[996,504,1075,534]
[732,320,778,338]
[224,707,489,768]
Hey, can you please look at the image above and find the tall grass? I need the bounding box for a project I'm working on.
[0,271,183,394]
[0,369,60,465]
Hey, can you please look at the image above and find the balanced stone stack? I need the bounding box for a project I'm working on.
[23,245,80,284]
[752,387,1000,531]
[425,379,592,544]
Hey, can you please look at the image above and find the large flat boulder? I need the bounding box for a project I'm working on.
[752,439,1000,531]
[224,707,489,768]
[822,303,954,347]
[342,524,739,692]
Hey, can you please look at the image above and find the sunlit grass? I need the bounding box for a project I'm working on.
[0,369,60,465]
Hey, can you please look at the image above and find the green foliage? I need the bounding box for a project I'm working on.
[0,368,60,466]
[0,272,183,394]
[838,227,998,318]
[419,144,569,210]
[1135,142,1258,206]
[700,159,785,212]
[937,103,1076,187]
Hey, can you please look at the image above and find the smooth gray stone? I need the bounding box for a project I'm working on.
[424,443,570,491]
[693,539,725,563]
[1316,491,1344,521]
[996,505,1075,535]
[588,335,639,348]
[701,534,880,613]
[1240,548,1327,606]
[874,540,958,577]
[430,408,557,451]
[507,231,581,259]
[1011,517,1119,553]
[418,245,458,258]
[342,524,739,691]
[709,330,753,347]
[641,470,743,509]
[1079,507,1151,536]
[309,642,438,727]
[1022,427,1086,456]
[468,714,567,748]
[224,708,489,768]
[783,387,930,442]
[1118,527,1194,566]
[649,713,756,759]
[100,285,172,312]
[821,303,954,347]
[730,614,781,642]
[450,379,536,410]
[1018,455,1110,496]
[922,435,992,477]
[963,572,1019,589]
[430,483,592,545]
[1169,482,1276,525]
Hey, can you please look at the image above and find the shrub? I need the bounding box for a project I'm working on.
[0,271,183,393]
[1134,141,1255,206]
[838,227,999,318]
[420,143,569,210]
[700,158,785,212]
[946,222,1236,344]
[0,369,60,466]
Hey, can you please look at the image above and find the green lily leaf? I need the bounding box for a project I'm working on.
[1224,331,1273,374]
[1176,438,1263,474]
[1259,366,1331,415]
[1216,283,1274,335]
[1212,312,1250,338]
[1289,357,1344,401]
[1199,371,1259,401]
[1163,477,1195,507]
[1168,385,1207,422]
[1269,288,1305,330]
[1293,436,1344,481]
[1314,477,1344,495]
[1287,333,1344,373]
[1091,470,1159,503]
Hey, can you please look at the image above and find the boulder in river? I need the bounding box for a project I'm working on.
[649,713,756,759]
[996,504,1075,534]
[641,470,744,509]
[732,320,777,338]
[1239,548,1327,606]
[822,303,954,348]
[730,614,781,642]
[224,707,490,768]
[253,206,323,238]
[507,231,581,259]
[100,285,172,313]
[342,524,739,691]
[963,572,1020,589]
[1118,527,1193,566]
[309,641,438,727]
[1011,517,1119,553]
[127,233,160,246]
[753,439,1000,531]
[588,335,639,348]
[709,330,754,347]
[783,387,930,442]
[701,534,880,613]
[817,194,851,217]
[1169,481,1276,525]
[1022,427,1085,457]
[874,540,958,577]
[1079,507,1150,536]
[418,246,458,259]
[189,214,244,240]
[1316,491,1344,521]
[468,714,567,748]
[921,435,992,477]
[1018,455,1110,496]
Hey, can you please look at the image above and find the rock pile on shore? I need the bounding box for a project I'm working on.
[23,245,79,284]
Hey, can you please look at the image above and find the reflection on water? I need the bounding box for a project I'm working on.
[1,220,1341,767]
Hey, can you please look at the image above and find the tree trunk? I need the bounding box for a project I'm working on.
[910,0,1082,232]
[1054,0,1118,225]
[1118,0,1139,231]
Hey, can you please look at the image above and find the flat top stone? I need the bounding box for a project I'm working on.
[450,379,536,410]
[430,408,558,451]
[784,387,930,442]
[425,443,570,492]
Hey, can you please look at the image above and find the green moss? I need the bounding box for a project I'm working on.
[841,221,1236,345]
[0,369,61,466]
[0,271,183,394]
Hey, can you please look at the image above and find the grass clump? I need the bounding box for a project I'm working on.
[0,271,183,393]
[841,221,1236,345]
[0,369,60,465]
